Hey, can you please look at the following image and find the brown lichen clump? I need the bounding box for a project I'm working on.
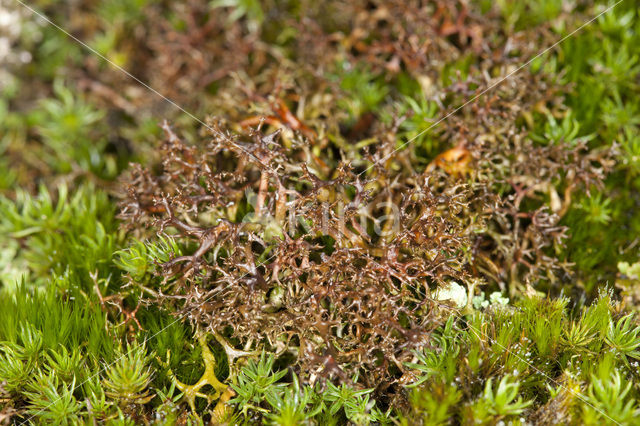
[120,121,479,392]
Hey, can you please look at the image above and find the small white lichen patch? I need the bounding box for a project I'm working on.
[489,291,509,306]
[473,291,510,310]
[618,261,640,280]
[433,281,467,308]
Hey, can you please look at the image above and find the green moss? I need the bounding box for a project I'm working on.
[0,184,118,289]
[402,294,640,424]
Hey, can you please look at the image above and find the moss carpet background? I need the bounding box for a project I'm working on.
[1,0,640,424]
